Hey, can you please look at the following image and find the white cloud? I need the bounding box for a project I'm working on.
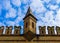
[36,9,60,27]
[56,0,60,4]
[21,0,28,4]
[1,0,60,34]
[35,6,46,14]
[11,0,21,7]
[2,0,12,10]
[36,11,55,26]
[55,9,60,26]
[23,5,28,13]
[44,11,55,26]
[55,9,60,20]
[6,21,15,26]
[42,0,51,4]
[47,4,59,10]
[31,0,47,14]
[45,11,54,20]
[6,8,17,18]
[30,0,60,27]
[0,22,5,26]
[21,0,32,4]
[17,8,22,16]
[36,10,56,34]
[14,16,24,24]
[37,21,45,26]
[31,0,43,7]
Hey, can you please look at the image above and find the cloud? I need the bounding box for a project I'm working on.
[14,15,24,24]
[5,8,17,18]
[30,0,60,27]
[36,10,56,34]
[56,0,60,4]
[31,0,47,14]
[11,0,21,7]
[0,22,5,26]
[42,0,51,4]
[21,0,32,4]
[41,11,55,26]
[6,21,15,26]
[23,5,29,13]
[0,0,60,34]
[17,8,22,16]
[55,9,60,20]
[47,4,59,10]
[21,0,28,4]
[55,9,60,26]
[14,7,25,24]
[30,0,57,26]
[2,0,12,10]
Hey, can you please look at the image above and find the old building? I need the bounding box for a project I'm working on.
[0,7,60,43]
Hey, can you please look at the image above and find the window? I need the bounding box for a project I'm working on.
[51,31,52,34]
[32,22,34,28]
[15,31,17,34]
[26,22,28,28]
[42,31,43,34]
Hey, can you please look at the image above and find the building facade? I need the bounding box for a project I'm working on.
[0,7,60,43]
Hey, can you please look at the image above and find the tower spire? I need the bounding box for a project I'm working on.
[23,6,37,20]
[26,6,32,15]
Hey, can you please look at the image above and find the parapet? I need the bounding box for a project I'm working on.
[14,26,21,35]
[47,26,55,35]
[39,26,46,35]
[0,26,4,35]
[0,26,60,35]
[5,26,12,35]
[56,26,60,35]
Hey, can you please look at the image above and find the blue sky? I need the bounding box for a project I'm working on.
[0,0,60,34]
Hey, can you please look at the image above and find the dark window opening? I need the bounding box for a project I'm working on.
[32,22,34,28]
[26,22,28,28]
[42,31,43,34]
[51,31,52,34]
[16,30,18,34]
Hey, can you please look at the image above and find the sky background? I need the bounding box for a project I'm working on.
[0,0,60,34]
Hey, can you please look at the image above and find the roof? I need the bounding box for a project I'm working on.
[23,7,37,21]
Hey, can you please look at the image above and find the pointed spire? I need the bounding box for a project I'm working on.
[26,6,32,15]
[23,6,37,20]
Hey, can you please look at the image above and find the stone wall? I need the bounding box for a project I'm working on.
[0,35,60,43]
